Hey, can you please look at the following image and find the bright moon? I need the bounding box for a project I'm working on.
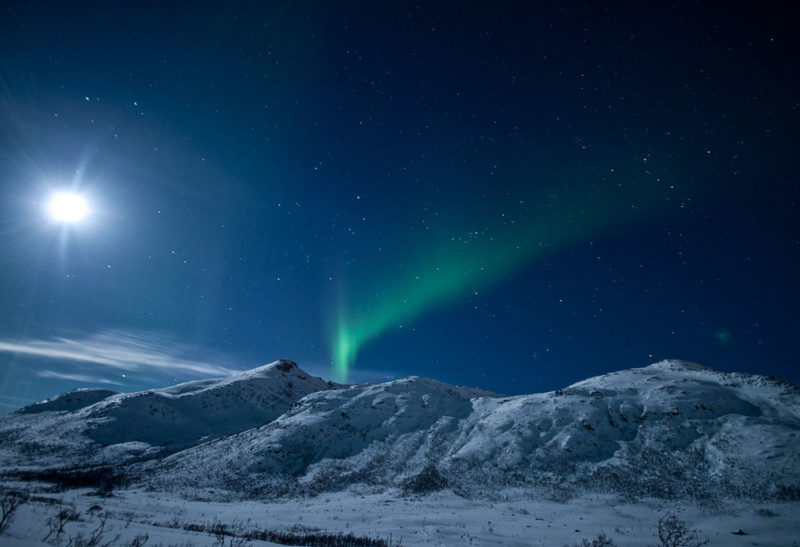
[46,191,89,223]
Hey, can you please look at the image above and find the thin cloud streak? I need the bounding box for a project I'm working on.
[0,330,239,378]
[37,370,123,386]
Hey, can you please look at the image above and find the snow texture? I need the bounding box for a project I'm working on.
[2,358,798,503]
[0,359,333,469]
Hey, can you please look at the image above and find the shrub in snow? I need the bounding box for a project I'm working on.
[0,489,27,535]
[401,464,448,495]
[20,466,124,493]
[42,506,81,542]
[64,515,119,547]
[175,518,402,546]
[565,534,616,547]
[128,533,149,546]
[653,513,708,547]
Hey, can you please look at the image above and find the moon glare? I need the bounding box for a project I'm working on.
[46,192,89,223]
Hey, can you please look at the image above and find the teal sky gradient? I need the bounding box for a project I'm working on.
[332,177,668,381]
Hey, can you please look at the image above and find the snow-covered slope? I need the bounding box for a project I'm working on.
[445,360,800,500]
[0,359,334,469]
[15,388,120,414]
[146,375,504,494]
[2,359,798,503]
[142,360,800,501]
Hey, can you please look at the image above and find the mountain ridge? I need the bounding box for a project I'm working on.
[1,358,798,503]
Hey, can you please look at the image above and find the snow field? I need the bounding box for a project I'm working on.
[3,487,799,546]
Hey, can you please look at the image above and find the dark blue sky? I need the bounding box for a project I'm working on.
[0,2,798,411]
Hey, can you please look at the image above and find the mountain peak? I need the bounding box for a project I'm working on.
[645,359,717,372]
[274,359,297,372]
[236,358,306,378]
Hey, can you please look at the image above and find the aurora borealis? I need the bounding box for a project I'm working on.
[331,179,669,381]
[0,2,798,409]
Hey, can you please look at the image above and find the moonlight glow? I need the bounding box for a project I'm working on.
[45,192,89,223]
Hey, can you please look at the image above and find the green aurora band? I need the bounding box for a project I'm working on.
[331,181,668,382]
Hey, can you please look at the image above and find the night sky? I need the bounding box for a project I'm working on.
[1,2,798,412]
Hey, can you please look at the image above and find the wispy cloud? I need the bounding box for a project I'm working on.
[36,370,123,386]
[0,330,239,377]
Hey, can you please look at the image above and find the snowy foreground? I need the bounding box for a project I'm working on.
[1,359,799,545]
[2,487,799,546]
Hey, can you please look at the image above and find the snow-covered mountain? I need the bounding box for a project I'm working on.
[0,359,334,469]
[2,359,798,503]
[143,359,799,501]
